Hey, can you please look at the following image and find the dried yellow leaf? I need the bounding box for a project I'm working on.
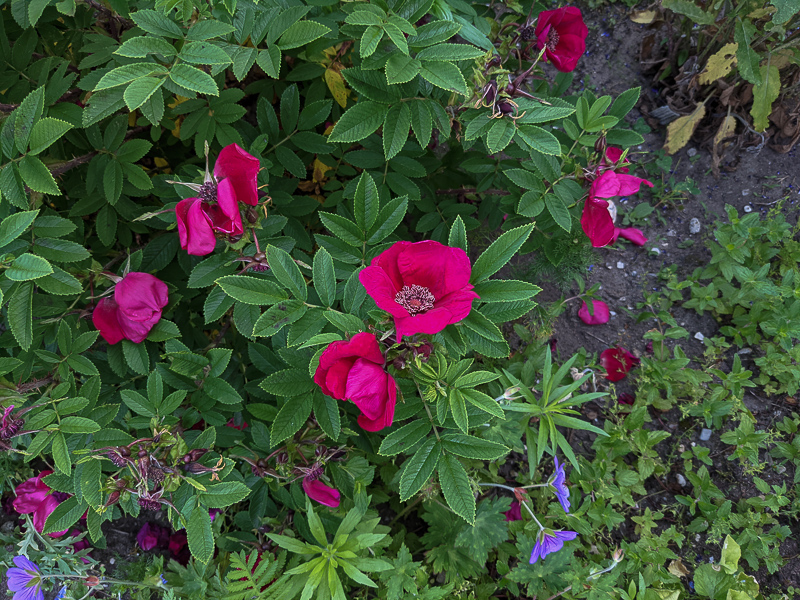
[699,43,738,85]
[668,559,691,578]
[313,158,333,183]
[325,68,350,109]
[714,115,737,148]
[663,103,706,154]
[630,9,657,23]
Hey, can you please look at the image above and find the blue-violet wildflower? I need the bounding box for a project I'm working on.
[529,529,578,565]
[6,556,44,600]
[549,456,570,513]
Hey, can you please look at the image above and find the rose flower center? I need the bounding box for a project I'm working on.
[547,28,560,51]
[199,181,218,203]
[395,285,435,315]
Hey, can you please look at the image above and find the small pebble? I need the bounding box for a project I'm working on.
[676,473,687,486]
[689,218,701,234]
[609,311,617,317]
[110,558,116,565]
[743,205,752,213]
[741,189,750,196]
[776,465,786,475]
[651,247,661,255]
[617,261,625,269]
[694,332,705,341]
[700,428,712,441]
[667,229,676,237]
[687,148,697,157]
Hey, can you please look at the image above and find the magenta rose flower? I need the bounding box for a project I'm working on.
[598,147,630,174]
[313,332,396,431]
[173,143,260,256]
[600,346,640,382]
[578,299,610,325]
[359,241,479,339]
[302,477,341,508]
[136,522,168,551]
[535,7,588,72]
[581,171,653,247]
[13,471,68,535]
[92,272,169,345]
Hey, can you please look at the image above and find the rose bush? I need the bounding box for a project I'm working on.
[0,0,675,598]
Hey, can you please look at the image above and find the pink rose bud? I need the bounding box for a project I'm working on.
[314,333,396,432]
[578,300,610,325]
[359,241,479,339]
[92,272,168,345]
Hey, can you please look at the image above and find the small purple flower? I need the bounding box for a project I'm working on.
[529,529,578,565]
[549,456,570,513]
[6,556,44,600]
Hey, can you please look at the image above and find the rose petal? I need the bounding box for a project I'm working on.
[578,300,610,325]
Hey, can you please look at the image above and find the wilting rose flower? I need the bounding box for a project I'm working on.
[13,471,68,535]
[302,477,340,508]
[92,272,169,345]
[578,300,610,325]
[174,144,260,256]
[504,500,522,522]
[313,332,396,431]
[359,241,479,339]
[581,171,653,247]
[600,346,640,382]
[137,522,168,551]
[529,529,578,564]
[535,7,588,72]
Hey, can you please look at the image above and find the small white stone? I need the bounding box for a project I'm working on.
[691,442,696,447]
[700,428,712,441]
[695,534,701,542]
[617,261,625,269]
[667,229,676,237]
[743,205,753,213]
[687,148,697,157]
[741,189,750,196]
[609,311,617,317]
[689,218,701,234]
[776,465,786,475]
[632,271,637,276]
[620,297,626,301]
[110,558,116,565]
[694,332,705,341]
[676,473,687,486]
[651,247,661,255]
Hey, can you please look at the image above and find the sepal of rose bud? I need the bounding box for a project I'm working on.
[613,548,625,562]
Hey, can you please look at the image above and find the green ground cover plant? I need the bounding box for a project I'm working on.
[0,0,798,599]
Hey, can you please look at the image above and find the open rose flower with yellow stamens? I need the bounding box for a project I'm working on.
[359,241,479,340]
